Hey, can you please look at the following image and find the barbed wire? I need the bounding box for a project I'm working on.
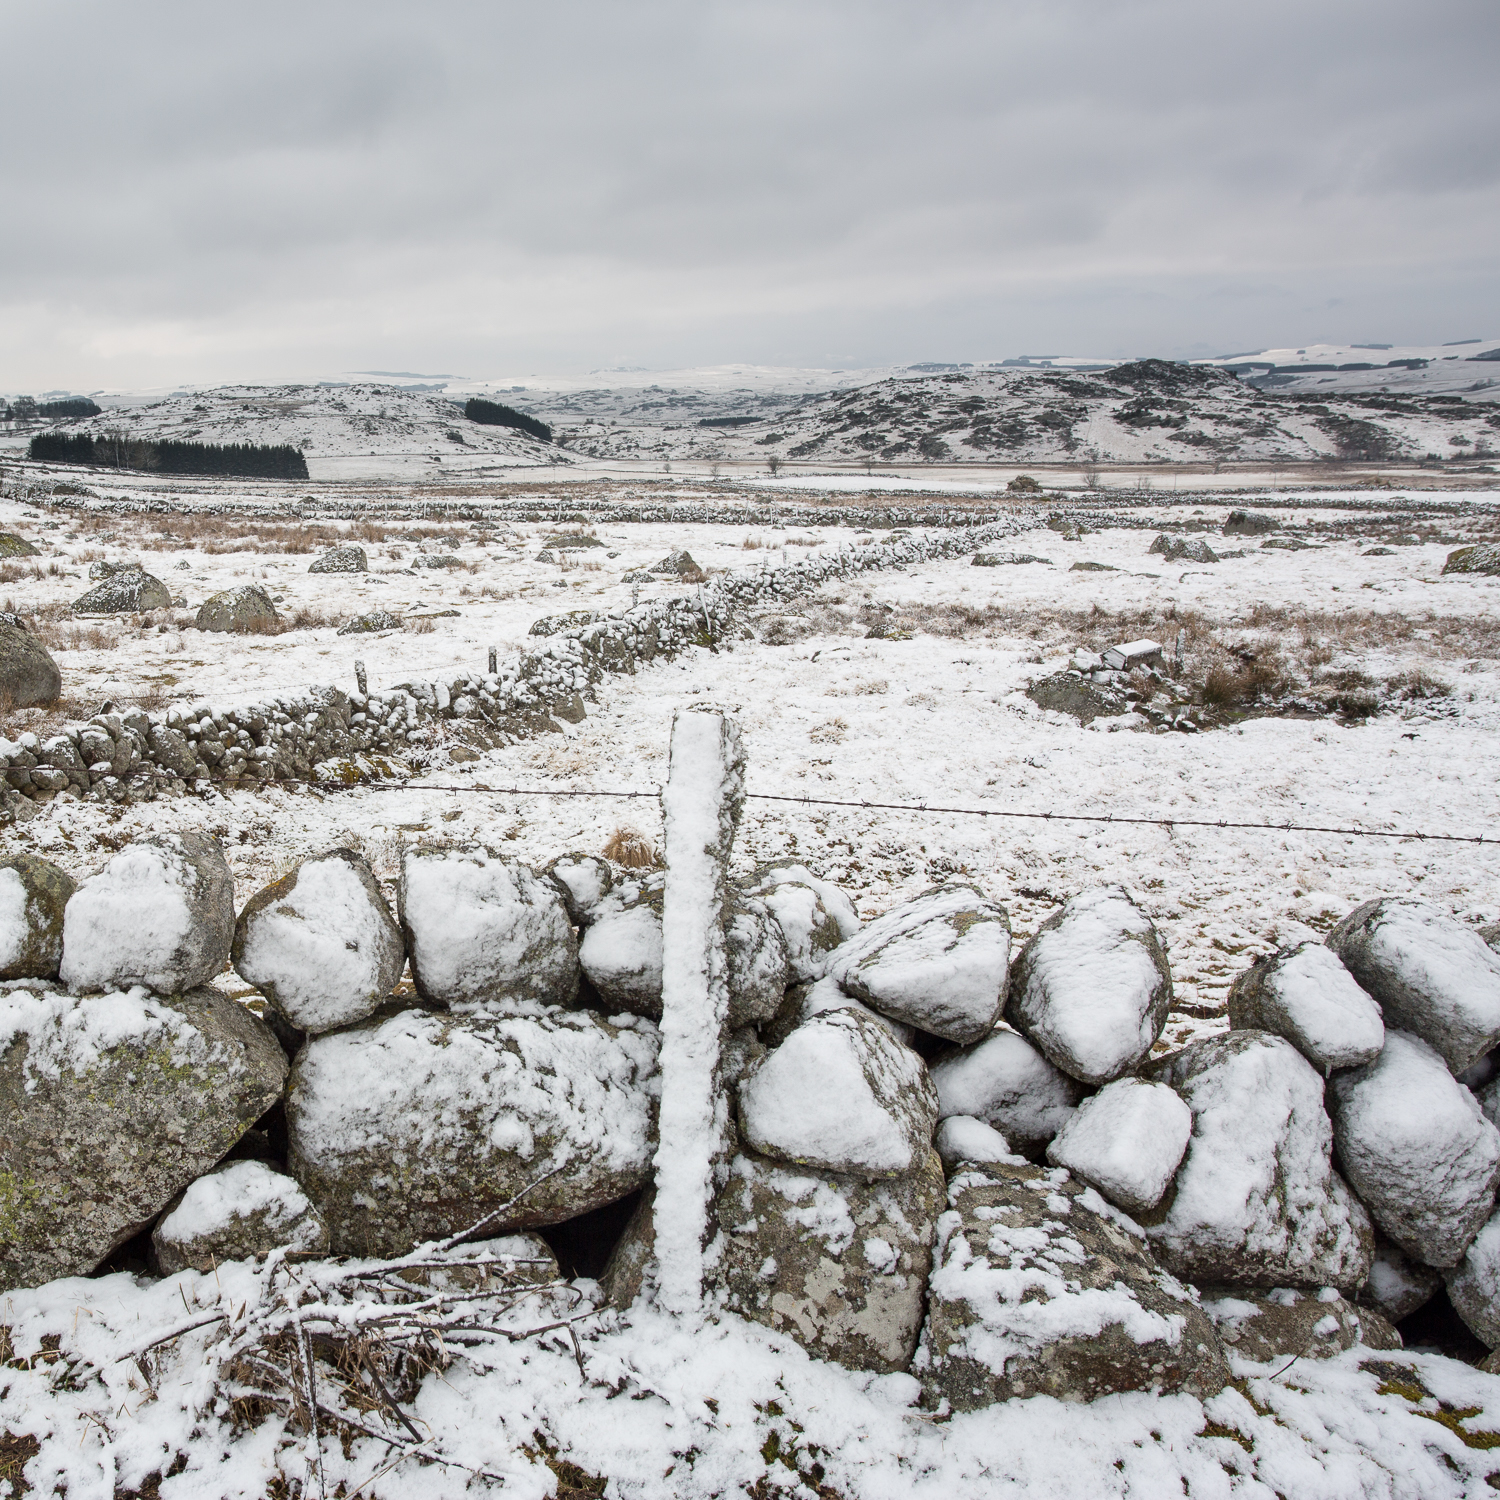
[87,769,1491,846]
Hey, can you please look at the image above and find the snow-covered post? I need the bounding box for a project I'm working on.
[652,705,745,1318]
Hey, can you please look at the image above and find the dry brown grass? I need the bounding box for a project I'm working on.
[603,827,658,868]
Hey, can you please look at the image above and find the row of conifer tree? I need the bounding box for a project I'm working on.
[29,432,310,479]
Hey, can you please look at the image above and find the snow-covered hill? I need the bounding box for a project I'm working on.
[29,384,565,479]
[1199,338,1500,400]
[555,360,1500,467]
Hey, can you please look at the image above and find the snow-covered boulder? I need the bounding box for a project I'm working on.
[72,568,171,613]
[1045,1077,1192,1214]
[1228,940,1385,1072]
[737,1008,938,1179]
[1200,1288,1398,1363]
[1144,1031,1373,1291]
[1444,1209,1500,1348]
[0,618,60,708]
[725,895,791,1028]
[1328,1030,1500,1267]
[914,1161,1229,1409]
[542,853,613,928]
[153,1160,329,1274]
[1327,898,1500,1074]
[1361,1235,1442,1322]
[935,1116,1022,1173]
[765,975,913,1049]
[1007,887,1172,1085]
[736,860,859,982]
[287,1004,659,1256]
[826,883,1010,1044]
[578,872,663,1017]
[398,846,579,1009]
[0,854,75,981]
[0,984,287,1291]
[195,584,278,634]
[308,545,367,574]
[233,848,406,1033]
[929,1027,1085,1159]
[60,832,235,995]
[715,1148,947,1372]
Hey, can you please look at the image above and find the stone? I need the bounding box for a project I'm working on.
[0,534,39,557]
[971,552,1052,567]
[929,1028,1084,1159]
[308,545,368,574]
[337,610,403,635]
[1327,1029,1500,1268]
[60,832,235,995]
[735,860,860,982]
[72,568,171,613]
[551,534,605,550]
[1443,543,1500,577]
[195,584,278,633]
[1444,1208,1500,1348]
[542,852,614,927]
[1223,510,1277,536]
[414,555,461,570]
[1145,1031,1374,1291]
[0,984,287,1291]
[153,1160,329,1274]
[648,549,703,577]
[1327,897,1500,1074]
[1229,940,1385,1072]
[287,1005,660,1256]
[146,722,198,779]
[578,871,664,1018]
[737,1008,938,1178]
[715,1148,947,1373]
[1364,547,1396,557]
[1068,561,1119,572]
[1200,1287,1399,1362]
[1362,1234,1442,1322]
[1148,534,1220,563]
[399,845,579,1009]
[1025,672,1129,723]
[1046,1077,1192,1215]
[0,854,76,981]
[1007,886,1173,1085]
[914,1161,1229,1410]
[233,848,406,1033]
[935,1116,1021,1172]
[0,619,61,708]
[827,883,1010,1044]
[529,610,601,638]
[725,894,790,1028]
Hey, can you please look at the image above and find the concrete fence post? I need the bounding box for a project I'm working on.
[652,705,745,1317]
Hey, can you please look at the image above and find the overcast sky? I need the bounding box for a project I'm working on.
[2,0,1496,391]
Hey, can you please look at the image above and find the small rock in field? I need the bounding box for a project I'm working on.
[308,545,367,574]
[72,568,171,613]
[1443,543,1500,576]
[154,1160,329,1273]
[338,610,403,635]
[195,584,278,633]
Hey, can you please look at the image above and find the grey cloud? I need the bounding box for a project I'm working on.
[0,0,1495,386]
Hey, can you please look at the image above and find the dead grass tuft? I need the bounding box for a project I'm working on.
[603,827,658,868]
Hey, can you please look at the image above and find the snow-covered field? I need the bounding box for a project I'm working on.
[4,472,1500,1495]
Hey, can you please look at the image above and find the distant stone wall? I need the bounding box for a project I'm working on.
[0,519,1026,818]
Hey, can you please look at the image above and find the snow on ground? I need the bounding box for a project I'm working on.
[3,477,1500,1492]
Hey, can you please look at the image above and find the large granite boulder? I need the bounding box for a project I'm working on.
[233,848,405,1033]
[1328,1029,1500,1267]
[196,584,278,634]
[1442,543,1500,577]
[715,1148,946,1372]
[914,1161,1229,1410]
[153,1160,329,1274]
[308,545,368,574]
[0,854,76,981]
[287,1005,659,1256]
[737,1008,938,1178]
[72,568,171,613]
[60,832,235,995]
[399,846,579,1009]
[0,984,287,1291]
[1229,940,1384,1072]
[1327,897,1500,1074]
[929,1028,1085,1159]
[0,618,61,708]
[1007,887,1172,1085]
[827,884,1010,1044]
[1144,1031,1373,1291]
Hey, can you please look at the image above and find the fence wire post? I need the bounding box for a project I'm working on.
[652,706,745,1319]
